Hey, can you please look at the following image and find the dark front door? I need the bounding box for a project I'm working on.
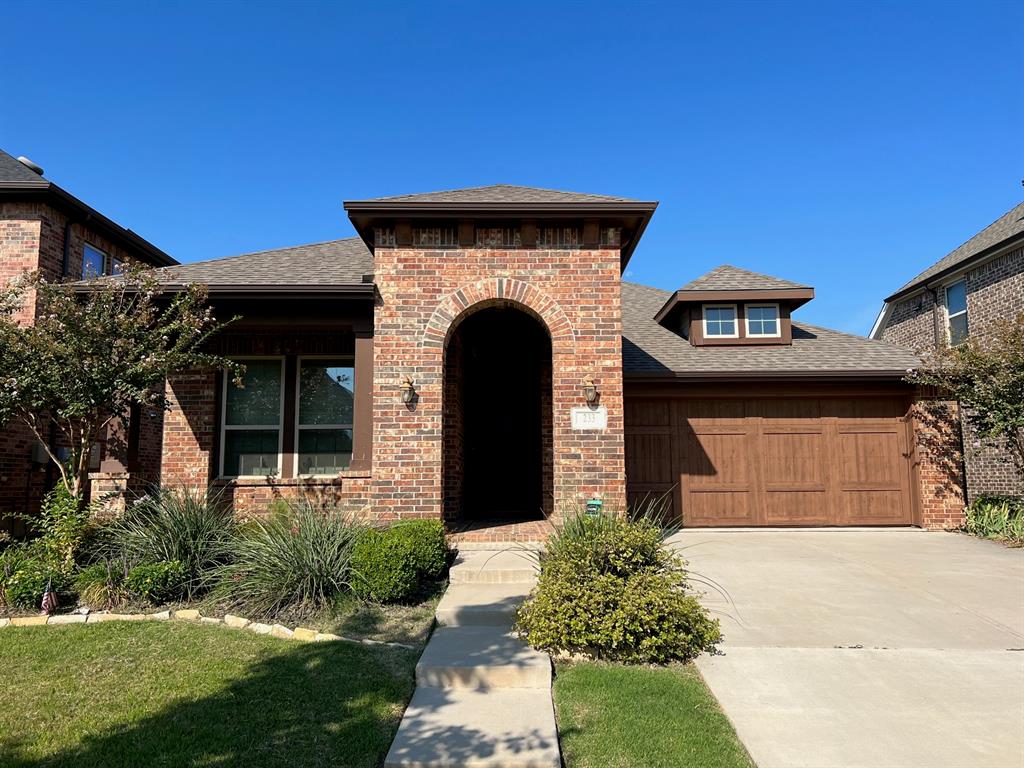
[459,307,549,520]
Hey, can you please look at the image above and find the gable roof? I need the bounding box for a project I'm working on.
[624,282,919,379]
[352,184,641,204]
[92,237,374,296]
[887,201,1024,301]
[0,148,175,267]
[681,264,811,291]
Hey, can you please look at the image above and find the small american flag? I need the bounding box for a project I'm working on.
[40,579,58,615]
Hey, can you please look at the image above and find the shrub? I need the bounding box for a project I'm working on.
[101,487,235,598]
[213,499,366,618]
[1,550,71,610]
[965,495,1024,544]
[75,561,129,609]
[30,485,91,571]
[515,511,721,664]
[124,560,187,603]
[351,520,451,603]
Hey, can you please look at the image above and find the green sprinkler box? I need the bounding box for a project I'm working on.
[585,498,603,517]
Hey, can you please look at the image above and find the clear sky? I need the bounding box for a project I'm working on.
[3,1,1021,334]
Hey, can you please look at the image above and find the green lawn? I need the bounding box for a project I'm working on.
[0,621,419,768]
[554,661,753,768]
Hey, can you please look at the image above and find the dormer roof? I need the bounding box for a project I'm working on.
[654,265,814,325]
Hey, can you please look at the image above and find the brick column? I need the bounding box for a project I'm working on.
[912,398,966,530]
[160,370,217,489]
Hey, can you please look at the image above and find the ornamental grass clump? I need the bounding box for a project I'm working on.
[101,487,235,599]
[965,495,1024,545]
[213,498,367,618]
[516,508,721,664]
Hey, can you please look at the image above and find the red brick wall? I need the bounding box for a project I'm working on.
[881,245,1024,500]
[911,399,967,529]
[371,251,626,523]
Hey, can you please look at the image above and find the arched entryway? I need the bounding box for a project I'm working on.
[443,304,553,524]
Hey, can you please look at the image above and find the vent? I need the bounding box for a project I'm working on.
[16,156,44,176]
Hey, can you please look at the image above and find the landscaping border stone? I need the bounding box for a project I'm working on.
[0,608,416,649]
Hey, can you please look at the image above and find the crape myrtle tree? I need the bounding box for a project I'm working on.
[907,311,1024,488]
[0,265,240,503]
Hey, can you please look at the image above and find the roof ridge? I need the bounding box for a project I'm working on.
[165,236,364,271]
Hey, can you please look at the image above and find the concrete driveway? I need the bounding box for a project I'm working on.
[668,530,1024,768]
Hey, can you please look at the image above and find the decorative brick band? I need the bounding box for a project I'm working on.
[422,277,575,350]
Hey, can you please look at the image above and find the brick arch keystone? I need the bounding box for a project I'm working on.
[421,278,575,350]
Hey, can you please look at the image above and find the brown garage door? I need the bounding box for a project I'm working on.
[625,395,916,527]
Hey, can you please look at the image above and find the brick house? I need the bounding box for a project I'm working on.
[871,202,1024,501]
[0,157,966,536]
[0,151,175,533]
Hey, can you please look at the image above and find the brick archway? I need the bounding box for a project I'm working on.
[421,277,575,351]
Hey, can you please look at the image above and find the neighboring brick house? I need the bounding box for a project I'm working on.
[0,150,176,533]
[871,202,1024,501]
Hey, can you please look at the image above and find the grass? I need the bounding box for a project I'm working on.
[0,621,419,768]
[554,661,753,768]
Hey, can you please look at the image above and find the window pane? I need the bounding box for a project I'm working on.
[226,361,281,425]
[223,430,279,476]
[299,361,354,425]
[748,306,779,335]
[706,307,736,336]
[82,245,105,278]
[946,281,967,315]
[949,313,969,345]
[298,428,353,474]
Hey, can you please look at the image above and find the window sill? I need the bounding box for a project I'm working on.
[214,470,371,487]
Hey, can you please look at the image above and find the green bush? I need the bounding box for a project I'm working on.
[101,487,235,598]
[1,550,71,610]
[515,511,721,664]
[965,495,1024,544]
[351,520,450,603]
[124,560,187,603]
[30,485,92,571]
[75,561,128,609]
[213,499,366,618]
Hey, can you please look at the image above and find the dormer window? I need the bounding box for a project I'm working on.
[703,304,738,338]
[745,304,781,338]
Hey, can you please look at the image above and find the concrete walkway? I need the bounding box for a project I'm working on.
[385,550,560,768]
[669,529,1024,768]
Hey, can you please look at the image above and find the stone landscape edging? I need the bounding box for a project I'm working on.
[0,610,416,650]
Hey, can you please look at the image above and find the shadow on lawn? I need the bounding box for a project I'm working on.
[0,640,417,768]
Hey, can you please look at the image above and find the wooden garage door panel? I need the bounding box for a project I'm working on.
[837,428,902,487]
[687,491,754,526]
[688,430,752,488]
[625,434,673,484]
[764,491,831,525]
[762,429,826,489]
[843,490,908,525]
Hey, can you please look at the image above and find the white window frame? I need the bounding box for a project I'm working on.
[744,303,782,338]
[82,243,109,279]
[294,355,355,478]
[219,357,285,479]
[702,304,739,339]
[944,279,969,344]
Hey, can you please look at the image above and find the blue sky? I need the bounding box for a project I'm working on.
[3,1,1021,334]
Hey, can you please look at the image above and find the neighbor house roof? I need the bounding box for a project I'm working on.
[353,184,642,204]
[87,237,374,297]
[0,148,176,267]
[680,264,811,291]
[624,282,920,379]
[886,201,1024,302]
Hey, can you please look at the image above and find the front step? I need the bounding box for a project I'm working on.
[384,686,561,768]
[448,551,539,585]
[416,626,551,689]
[434,583,534,629]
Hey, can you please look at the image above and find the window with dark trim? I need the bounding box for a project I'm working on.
[296,358,354,476]
[82,243,108,279]
[945,280,969,345]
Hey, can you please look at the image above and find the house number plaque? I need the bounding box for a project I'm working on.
[571,405,607,430]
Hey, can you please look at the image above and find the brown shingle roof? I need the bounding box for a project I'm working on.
[117,237,373,290]
[352,184,640,204]
[681,265,811,291]
[889,201,1024,299]
[623,282,920,377]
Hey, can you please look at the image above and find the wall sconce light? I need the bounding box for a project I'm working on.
[582,376,599,405]
[400,376,415,404]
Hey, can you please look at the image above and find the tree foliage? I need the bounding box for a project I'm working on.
[907,311,1024,483]
[0,265,238,500]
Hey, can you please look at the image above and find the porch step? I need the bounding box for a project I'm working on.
[384,686,561,768]
[434,583,535,629]
[416,626,551,689]
[449,551,539,584]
